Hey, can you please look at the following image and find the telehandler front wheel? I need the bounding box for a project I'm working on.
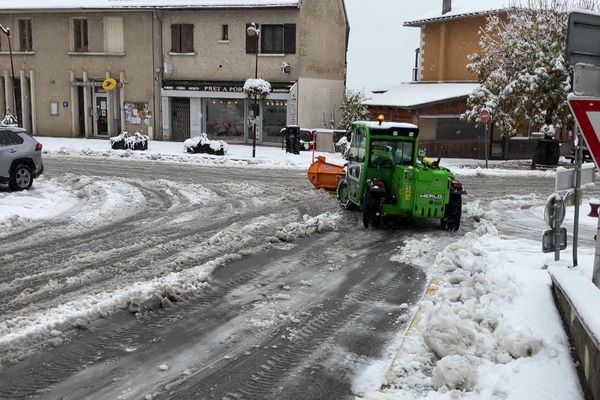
[337,179,354,210]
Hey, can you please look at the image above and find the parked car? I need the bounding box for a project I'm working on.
[0,127,44,191]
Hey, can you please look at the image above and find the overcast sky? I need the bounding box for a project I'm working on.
[344,0,440,92]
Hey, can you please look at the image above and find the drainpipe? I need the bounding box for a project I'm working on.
[413,48,420,82]
[154,8,164,139]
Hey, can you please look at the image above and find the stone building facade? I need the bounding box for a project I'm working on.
[0,0,349,144]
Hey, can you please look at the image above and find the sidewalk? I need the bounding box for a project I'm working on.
[36,136,347,170]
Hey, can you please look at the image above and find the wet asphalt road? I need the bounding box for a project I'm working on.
[0,157,595,400]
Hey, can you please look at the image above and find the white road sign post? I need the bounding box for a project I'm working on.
[568,96,600,287]
[480,110,490,168]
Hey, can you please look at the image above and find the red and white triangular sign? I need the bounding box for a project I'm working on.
[569,96,600,168]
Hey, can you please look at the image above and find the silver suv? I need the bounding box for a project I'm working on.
[0,127,43,191]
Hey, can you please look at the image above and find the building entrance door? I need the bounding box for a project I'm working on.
[171,98,190,142]
[93,91,109,136]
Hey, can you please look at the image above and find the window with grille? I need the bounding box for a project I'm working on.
[73,19,88,52]
[171,24,194,53]
[18,19,33,51]
[221,24,229,41]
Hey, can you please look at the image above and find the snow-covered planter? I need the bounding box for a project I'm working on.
[243,78,271,98]
[1,114,18,127]
[183,133,228,156]
[335,136,350,156]
[110,131,149,151]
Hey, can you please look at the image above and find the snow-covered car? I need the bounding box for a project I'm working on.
[0,127,43,191]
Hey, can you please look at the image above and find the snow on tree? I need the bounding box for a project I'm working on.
[464,0,598,138]
[243,78,271,98]
[339,90,370,131]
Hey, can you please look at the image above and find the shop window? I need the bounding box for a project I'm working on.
[171,24,194,53]
[18,19,33,51]
[246,23,296,54]
[104,16,124,53]
[263,100,288,142]
[221,24,229,41]
[206,99,244,139]
[73,19,88,52]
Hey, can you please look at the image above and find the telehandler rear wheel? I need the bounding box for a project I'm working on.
[363,191,382,228]
[442,193,462,231]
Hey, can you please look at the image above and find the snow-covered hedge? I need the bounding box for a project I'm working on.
[183,133,228,156]
[243,78,271,98]
[110,131,149,151]
[1,114,18,127]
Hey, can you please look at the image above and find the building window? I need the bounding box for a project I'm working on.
[18,19,33,51]
[171,24,194,53]
[73,19,88,52]
[104,16,124,53]
[221,24,229,41]
[262,24,296,54]
[246,23,296,55]
[206,99,244,139]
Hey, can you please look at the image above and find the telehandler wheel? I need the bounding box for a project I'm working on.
[442,193,462,231]
[362,191,382,228]
[336,179,354,210]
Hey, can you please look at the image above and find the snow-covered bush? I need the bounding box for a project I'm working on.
[1,113,18,127]
[110,131,149,151]
[183,133,228,156]
[243,78,271,98]
[339,90,369,131]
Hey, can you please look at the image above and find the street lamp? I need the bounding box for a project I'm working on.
[247,22,260,158]
[0,24,18,126]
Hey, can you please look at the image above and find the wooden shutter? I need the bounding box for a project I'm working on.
[181,24,194,53]
[104,17,124,53]
[283,24,296,54]
[246,23,258,54]
[171,24,181,52]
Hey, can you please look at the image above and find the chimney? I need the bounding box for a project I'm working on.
[442,0,451,14]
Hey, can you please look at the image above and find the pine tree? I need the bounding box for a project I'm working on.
[339,90,370,131]
[464,0,598,138]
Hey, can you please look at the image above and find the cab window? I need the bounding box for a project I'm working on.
[357,128,367,162]
[369,140,413,168]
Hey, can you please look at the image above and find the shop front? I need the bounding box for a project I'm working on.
[161,80,295,144]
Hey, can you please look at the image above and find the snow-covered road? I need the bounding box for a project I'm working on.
[0,154,597,400]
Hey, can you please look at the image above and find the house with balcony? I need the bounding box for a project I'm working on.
[364,0,533,159]
[0,0,349,144]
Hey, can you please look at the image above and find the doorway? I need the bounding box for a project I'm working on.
[93,90,109,136]
[171,98,190,142]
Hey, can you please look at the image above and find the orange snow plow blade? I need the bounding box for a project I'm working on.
[307,156,345,190]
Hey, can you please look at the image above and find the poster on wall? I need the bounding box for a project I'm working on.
[124,102,152,126]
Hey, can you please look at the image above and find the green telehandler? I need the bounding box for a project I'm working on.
[336,119,466,229]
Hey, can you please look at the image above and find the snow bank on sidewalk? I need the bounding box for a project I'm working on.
[37,136,346,170]
[363,218,582,399]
